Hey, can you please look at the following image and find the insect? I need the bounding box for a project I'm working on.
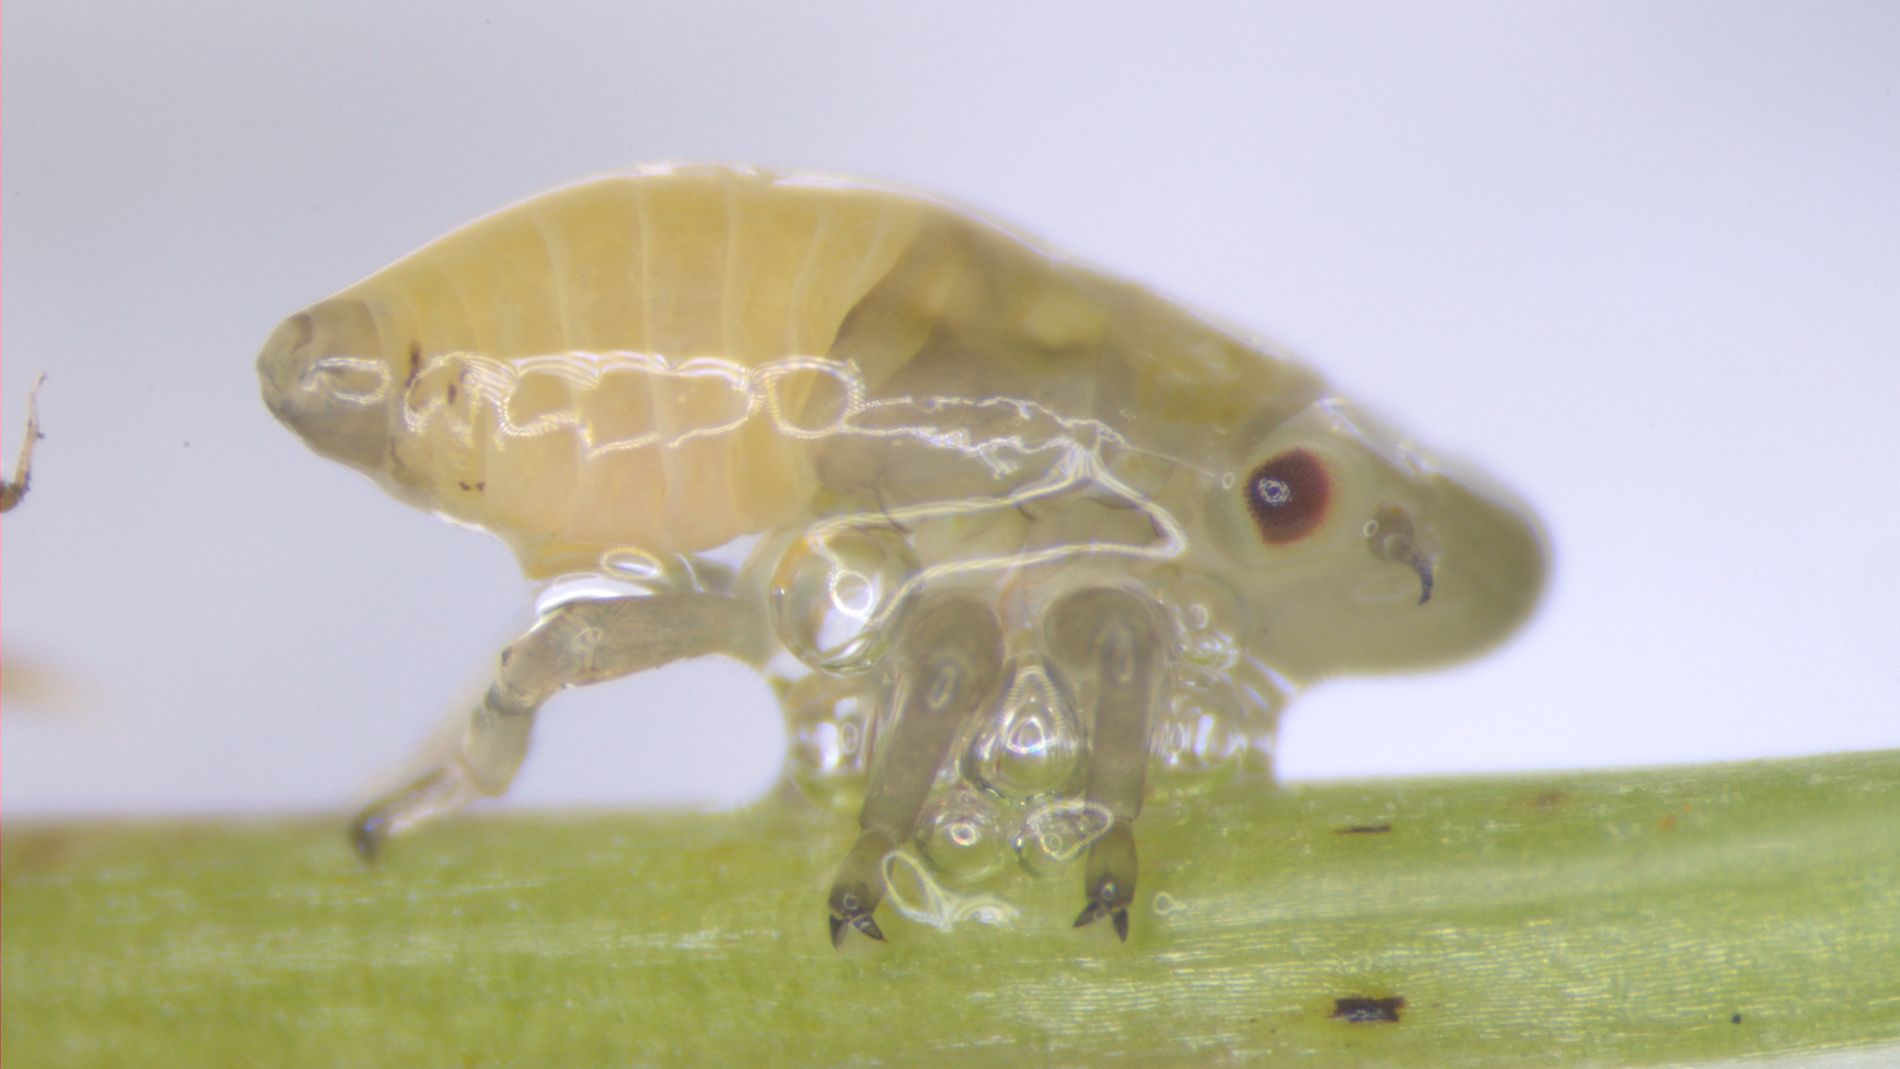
[257,165,1544,946]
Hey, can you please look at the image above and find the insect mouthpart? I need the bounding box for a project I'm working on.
[1366,504,1434,605]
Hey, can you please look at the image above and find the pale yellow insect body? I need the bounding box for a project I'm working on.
[259,165,1544,944]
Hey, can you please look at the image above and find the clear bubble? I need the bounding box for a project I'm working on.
[916,789,1009,884]
[1014,799,1112,878]
[1167,574,1247,670]
[599,547,676,587]
[963,657,1084,800]
[1147,675,1247,798]
[779,671,879,813]
[533,572,664,617]
[769,525,920,673]
[881,848,1020,933]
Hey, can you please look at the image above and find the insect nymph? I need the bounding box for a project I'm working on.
[257,166,1544,945]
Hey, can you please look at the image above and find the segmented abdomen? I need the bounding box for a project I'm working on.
[342,168,957,575]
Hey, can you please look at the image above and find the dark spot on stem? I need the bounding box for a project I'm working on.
[1731,1013,1743,1025]
[1332,997,1405,1023]
[1335,823,1393,835]
[1524,790,1569,810]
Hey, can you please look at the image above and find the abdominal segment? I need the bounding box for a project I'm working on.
[397,349,825,574]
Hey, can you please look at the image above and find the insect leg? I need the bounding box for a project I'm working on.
[1048,588,1166,942]
[1,373,47,514]
[828,594,1004,947]
[350,592,764,861]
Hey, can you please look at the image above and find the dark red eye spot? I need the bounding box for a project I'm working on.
[1245,449,1330,544]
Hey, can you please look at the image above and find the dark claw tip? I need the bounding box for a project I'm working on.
[1074,900,1132,941]
[829,911,885,948]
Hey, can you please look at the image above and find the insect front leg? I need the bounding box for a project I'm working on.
[350,592,764,861]
[1047,588,1166,942]
[827,594,1004,947]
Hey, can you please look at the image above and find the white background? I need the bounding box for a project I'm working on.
[3,2,1896,819]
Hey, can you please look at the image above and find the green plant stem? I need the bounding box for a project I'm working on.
[5,750,1899,1068]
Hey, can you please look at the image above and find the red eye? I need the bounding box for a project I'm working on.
[1245,449,1330,544]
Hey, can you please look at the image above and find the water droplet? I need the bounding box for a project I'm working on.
[963,657,1083,800]
[881,848,1019,932]
[1168,574,1247,670]
[780,671,879,812]
[1148,676,1247,798]
[916,789,1008,883]
[769,526,919,672]
[532,572,663,617]
[1014,799,1112,878]
[600,547,673,586]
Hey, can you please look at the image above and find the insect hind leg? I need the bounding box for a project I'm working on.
[827,593,1004,946]
[1046,587,1166,942]
[350,591,764,862]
